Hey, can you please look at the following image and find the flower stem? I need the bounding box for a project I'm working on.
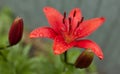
[60,51,74,72]
[63,51,74,66]
[0,51,8,61]
[0,45,11,50]
[64,51,67,63]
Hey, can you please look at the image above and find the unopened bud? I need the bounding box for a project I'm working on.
[8,17,23,46]
[74,49,94,69]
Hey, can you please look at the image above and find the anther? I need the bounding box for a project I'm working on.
[68,17,71,24]
[76,21,80,28]
[68,17,72,32]
[80,17,84,23]
[76,17,84,28]
[64,12,66,18]
[69,24,71,32]
[73,10,76,17]
[62,12,66,24]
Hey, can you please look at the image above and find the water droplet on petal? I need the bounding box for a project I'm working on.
[39,33,43,37]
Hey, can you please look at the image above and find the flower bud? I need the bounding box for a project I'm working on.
[74,49,94,69]
[8,17,23,46]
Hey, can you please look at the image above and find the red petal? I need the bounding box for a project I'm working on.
[68,8,82,31]
[53,36,75,55]
[69,8,82,20]
[75,17,105,38]
[30,27,57,39]
[75,39,104,60]
[43,7,65,33]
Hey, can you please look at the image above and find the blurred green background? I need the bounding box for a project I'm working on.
[0,0,120,74]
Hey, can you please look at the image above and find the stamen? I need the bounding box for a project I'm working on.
[80,17,84,23]
[68,17,71,24]
[69,24,71,32]
[62,12,66,24]
[68,17,72,32]
[76,17,84,28]
[76,21,80,28]
[64,12,66,18]
[73,10,76,17]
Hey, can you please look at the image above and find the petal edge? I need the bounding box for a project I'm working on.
[43,7,65,32]
[30,27,57,39]
[75,39,104,60]
[75,17,105,38]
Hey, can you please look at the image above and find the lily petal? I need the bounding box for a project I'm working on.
[75,39,104,60]
[30,27,57,39]
[75,17,105,38]
[68,8,82,31]
[43,7,65,33]
[69,8,82,20]
[53,36,75,55]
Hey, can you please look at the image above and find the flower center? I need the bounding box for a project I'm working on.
[64,34,74,43]
[62,11,84,43]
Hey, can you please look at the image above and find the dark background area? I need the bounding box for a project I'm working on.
[0,0,120,74]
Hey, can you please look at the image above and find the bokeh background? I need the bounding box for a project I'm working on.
[0,0,120,74]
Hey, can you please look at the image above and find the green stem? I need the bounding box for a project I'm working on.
[0,45,11,50]
[63,51,74,66]
[0,51,8,61]
[64,51,67,63]
[62,51,74,72]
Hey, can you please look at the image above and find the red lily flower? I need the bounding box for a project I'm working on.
[30,7,105,60]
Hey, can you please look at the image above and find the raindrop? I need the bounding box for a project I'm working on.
[39,33,43,37]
